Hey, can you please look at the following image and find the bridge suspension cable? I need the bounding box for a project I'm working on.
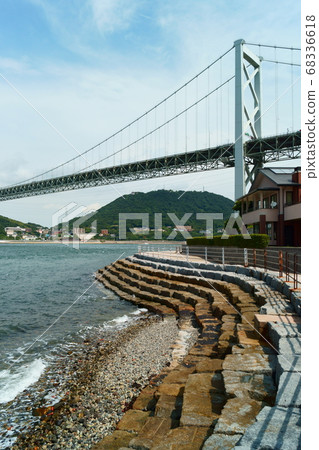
[245,43,301,51]
[77,74,236,173]
[5,45,235,188]
[1,39,301,202]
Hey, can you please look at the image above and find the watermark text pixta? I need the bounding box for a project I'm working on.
[118,212,250,240]
[51,205,251,248]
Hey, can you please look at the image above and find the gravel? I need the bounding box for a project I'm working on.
[11,315,180,449]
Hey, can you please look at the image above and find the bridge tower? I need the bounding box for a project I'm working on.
[234,39,262,200]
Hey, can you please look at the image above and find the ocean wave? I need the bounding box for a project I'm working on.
[0,358,46,404]
[130,308,148,315]
[111,314,130,324]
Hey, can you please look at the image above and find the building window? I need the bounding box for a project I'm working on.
[266,222,272,239]
[253,223,260,234]
[270,194,277,208]
[286,191,293,206]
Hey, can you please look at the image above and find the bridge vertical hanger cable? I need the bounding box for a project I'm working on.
[275,47,279,135]
[195,75,198,152]
[136,117,139,165]
[206,66,210,148]
[216,68,219,145]
[164,100,167,158]
[227,78,230,142]
[220,58,223,147]
[291,49,294,132]
[119,128,122,166]
[185,84,188,153]
[155,106,157,161]
[144,113,147,162]
[174,91,177,153]
[159,103,161,158]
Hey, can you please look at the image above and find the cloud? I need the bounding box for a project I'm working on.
[89,0,142,34]
[0,57,29,73]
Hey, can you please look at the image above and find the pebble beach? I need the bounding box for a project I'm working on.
[10,314,183,449]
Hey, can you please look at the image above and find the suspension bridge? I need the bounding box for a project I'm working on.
[0,39,301,202]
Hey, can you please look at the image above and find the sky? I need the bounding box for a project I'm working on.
[0,0,301,226]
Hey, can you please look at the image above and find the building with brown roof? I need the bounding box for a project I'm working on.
[238,167,301,246]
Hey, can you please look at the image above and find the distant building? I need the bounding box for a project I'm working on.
[131,227,150,234]
[238,167,301,246]
[100,229,109,235]
[22,235,37,240]
[199,229,214,235]
[175,225,193,232]
[5,226,25,237]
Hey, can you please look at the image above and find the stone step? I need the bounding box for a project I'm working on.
[254,313,301,337]
[116,410,151,433]
[116,260,260,322]
[132,385,158,412]
[128,417,173,449]
[111,264,216,316]
[102,264,229,336]
[180,373,226,427]
[92,430,137,450]
[97,275,176,317]
[233,406,301,449]
[154,393,183,421]
[117,259,232,299]
[95,258,281,449]
[213,397,262,435]
[102,268,205,321]
[101,270,184,315]
[151,425,212,449]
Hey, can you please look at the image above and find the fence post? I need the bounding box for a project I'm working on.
[253,248,256,268]
[285,252,289,282]
[222,247,225,266]
[244,248,248,267]
[205,247,208,264]
[279,250,283,277]
[264,249,267,272]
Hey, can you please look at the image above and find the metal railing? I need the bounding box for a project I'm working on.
[138,244,301,290]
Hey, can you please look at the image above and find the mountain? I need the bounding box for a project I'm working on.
[69,190,234,240]
[0,215,43,239]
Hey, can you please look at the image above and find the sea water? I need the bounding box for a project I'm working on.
[0,242,145,447]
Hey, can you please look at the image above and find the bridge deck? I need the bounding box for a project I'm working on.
[0,131,300,201]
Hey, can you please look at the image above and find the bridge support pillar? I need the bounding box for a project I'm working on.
[234,39,262,200]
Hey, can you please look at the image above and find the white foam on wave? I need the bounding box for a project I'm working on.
[130,308,148,316]
[112,314,130,324]
[0,358,46,404]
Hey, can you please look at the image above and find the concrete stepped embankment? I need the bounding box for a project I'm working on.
[94,253,301,449]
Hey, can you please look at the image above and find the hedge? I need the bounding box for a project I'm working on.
[186,234,269,249]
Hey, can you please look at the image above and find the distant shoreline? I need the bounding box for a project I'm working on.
[0,240,185,245]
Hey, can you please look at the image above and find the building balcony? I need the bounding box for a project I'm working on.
[242,208,279,225]
[284,202,301,221]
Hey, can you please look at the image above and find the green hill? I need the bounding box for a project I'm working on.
[69,190,234,240]
[0,215,42,239]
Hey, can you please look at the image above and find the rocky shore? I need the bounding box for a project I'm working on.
[10,250,301,450]
[11,315,185,449]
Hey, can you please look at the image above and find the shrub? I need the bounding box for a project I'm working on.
[187,234,269,249]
